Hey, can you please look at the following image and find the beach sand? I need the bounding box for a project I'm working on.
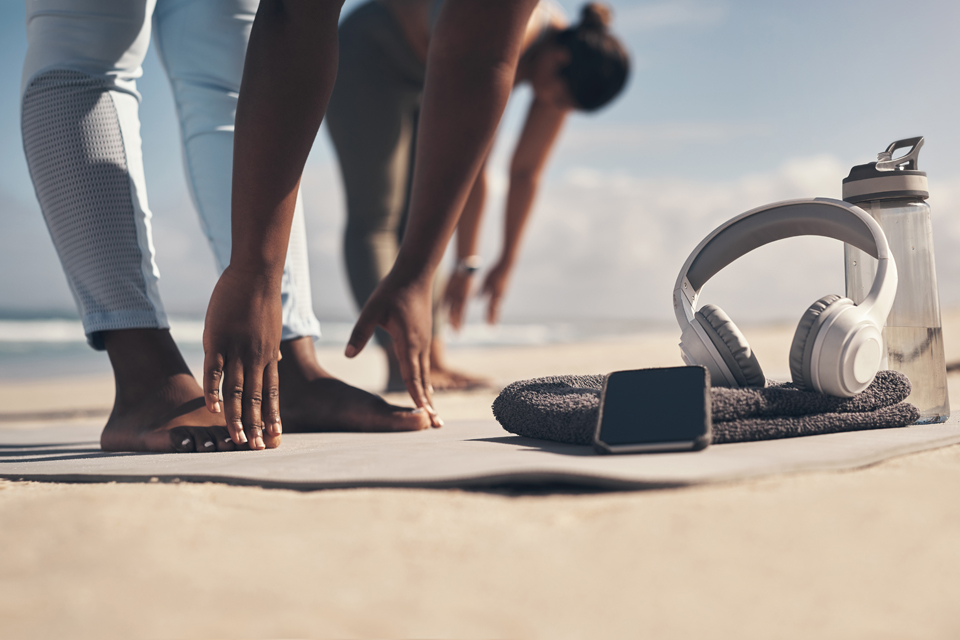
[3,315,960,639]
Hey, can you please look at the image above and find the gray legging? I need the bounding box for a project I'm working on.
[326,1,444,346]
[20,0,321,349]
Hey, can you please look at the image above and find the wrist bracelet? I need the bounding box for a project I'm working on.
[456,255,482,275]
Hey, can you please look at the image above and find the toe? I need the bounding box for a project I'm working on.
[169,427,196,453]
[214,426,236,452]
[388,407,432,432]
[189,427,218,453]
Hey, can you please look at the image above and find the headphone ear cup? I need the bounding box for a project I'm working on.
[695,304,766,388]
[790,294,844,389]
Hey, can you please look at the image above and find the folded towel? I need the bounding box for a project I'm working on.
[492,370,920,446]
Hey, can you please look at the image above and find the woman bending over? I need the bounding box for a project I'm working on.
[326,1,630,391]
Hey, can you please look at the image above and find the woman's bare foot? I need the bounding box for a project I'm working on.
[100,329,278,453]
[386,366,491,392]
[385,337,493,392]
[277,337,433,432]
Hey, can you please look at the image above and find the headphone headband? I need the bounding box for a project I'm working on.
[673,198,896,327]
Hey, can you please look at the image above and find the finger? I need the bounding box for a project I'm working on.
[223,358,247,446]
[441,279,456,308]
[241,362,266,449]
[203,350,224,413]
[395,335,429,413]
[449,295,464,330]
[262,360,282,436]
[487,294,502,325]
[345,305,378,358]
[420,351,442,428]
[480,275,493,298]
[245,421,265,451]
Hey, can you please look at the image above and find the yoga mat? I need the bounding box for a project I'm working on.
[2,417,960,490]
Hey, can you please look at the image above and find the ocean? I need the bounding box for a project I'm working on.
[0,317,667,380]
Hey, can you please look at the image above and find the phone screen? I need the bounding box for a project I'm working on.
[595,366,710,452]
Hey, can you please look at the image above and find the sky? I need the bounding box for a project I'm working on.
[1,0,960,329]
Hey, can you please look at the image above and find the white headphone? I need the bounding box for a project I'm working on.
[674,198,897,398]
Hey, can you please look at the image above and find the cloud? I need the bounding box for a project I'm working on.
[293,154,960,330]
[475,155,857,323]
[555,122,772,154]
[614,1,728,32]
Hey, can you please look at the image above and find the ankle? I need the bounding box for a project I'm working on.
[278,336,328,385]
[104,329,194,408]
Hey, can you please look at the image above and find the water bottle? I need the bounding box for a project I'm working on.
[843,136,950,423]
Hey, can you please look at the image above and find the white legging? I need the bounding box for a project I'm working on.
[20,0,321,349]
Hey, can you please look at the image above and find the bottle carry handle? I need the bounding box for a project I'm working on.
[876,136,924,171]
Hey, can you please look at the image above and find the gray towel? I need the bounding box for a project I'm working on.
[492,370,920,446]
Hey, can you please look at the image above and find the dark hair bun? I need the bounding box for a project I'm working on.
[580,3,612,30]
[556,3,629,111]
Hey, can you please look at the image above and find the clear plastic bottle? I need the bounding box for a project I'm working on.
[843,137,950,423]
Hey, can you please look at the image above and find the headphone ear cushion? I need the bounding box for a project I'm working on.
[790,294,843,388]
[695,304,766,388]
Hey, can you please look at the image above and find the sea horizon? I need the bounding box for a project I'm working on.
[0,315,681,381]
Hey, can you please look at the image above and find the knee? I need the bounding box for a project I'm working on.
[22,3,151,92]
[345,209,399,246]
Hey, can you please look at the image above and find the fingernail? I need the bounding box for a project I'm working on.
[269,421,282,435]
[181,438,191,448]
[411,407,424,414]
[255,436,264,450]
[204,441,214,449]
[238,431,248,444]
[212,401,221,413]
[426,404,437,415]
[427,385,435,394]
[345,345,357,358]
[223,437,233,444]
[436,417,445,427]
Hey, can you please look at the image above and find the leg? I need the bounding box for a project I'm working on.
[152,0,320,342]
[329,5,421,333]
[21,0,265,451]
[155,0,427,431]
[329,3,488,394]
[327,2,424,389]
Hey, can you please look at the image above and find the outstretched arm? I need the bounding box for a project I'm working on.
[202,0,344,449]
[346,0,539,422]
[482,97,567,324]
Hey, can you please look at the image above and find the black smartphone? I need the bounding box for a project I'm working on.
[594,366,711,454]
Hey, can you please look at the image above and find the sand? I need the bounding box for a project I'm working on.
[4,315,960,639]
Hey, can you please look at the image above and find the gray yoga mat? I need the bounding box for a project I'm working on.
[2,417,960,490]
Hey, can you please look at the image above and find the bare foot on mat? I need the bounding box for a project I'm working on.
[100,329,277,453]
[278,337,433,432]
[385,339,493,392]
[386,366,493,393]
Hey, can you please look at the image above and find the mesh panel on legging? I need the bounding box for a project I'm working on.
[22,70,165,348]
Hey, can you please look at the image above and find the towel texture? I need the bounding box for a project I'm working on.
[492,370,920,446]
